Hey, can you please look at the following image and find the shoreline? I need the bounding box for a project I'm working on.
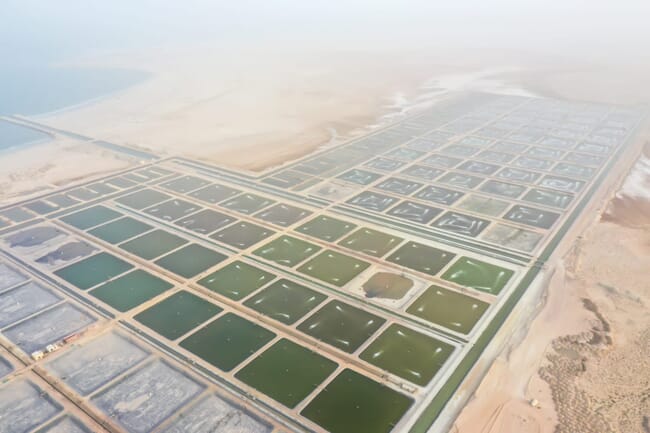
[1,64,151,119]
[0,117,55,153]
[31,74,151,121]
[0,135,53,155]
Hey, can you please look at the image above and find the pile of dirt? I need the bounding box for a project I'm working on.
[362,272,413,300]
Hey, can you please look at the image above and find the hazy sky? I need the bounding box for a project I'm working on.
[2,0,649,65]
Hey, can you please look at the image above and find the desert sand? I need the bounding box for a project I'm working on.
[0,135,133,206]
[41,46,472,170]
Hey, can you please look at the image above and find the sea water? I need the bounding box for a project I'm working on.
[0,66,148,116]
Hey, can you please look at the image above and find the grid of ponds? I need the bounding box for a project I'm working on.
[0,92,644,433]
[0,280,276,433]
